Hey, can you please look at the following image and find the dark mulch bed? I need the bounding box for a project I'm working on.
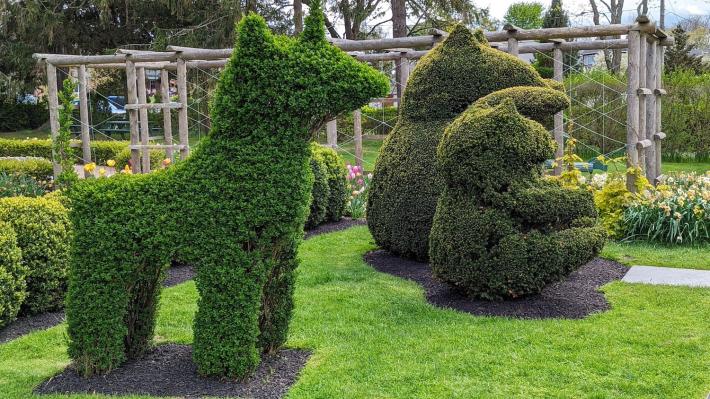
[364,250,629,319]
[163,263,196,287]
[304,217,366,239]
[35,344,310,399]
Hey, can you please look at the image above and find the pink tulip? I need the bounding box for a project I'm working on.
[357,179,364,185]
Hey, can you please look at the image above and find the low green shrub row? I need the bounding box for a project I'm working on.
[114,148,168,170]
[0,196,71,326]
[0,138,128,165]
[0,158,53,181]
[306,144,348,228]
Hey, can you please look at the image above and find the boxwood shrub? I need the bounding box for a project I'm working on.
[0,138,128,165]
[310,143,348,222]
[0,196,72,314]
[367,24,550,261]
[114,148,167,170]
[429,100,605,300]
[65,4,387,379]
[305,151,329,229]
[0,158,53,180]
[0,222,27,328]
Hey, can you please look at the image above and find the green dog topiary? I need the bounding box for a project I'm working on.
[0,222,26,328]
[66,2,388,379]
[367,24,554,261]
[429,100,605,300]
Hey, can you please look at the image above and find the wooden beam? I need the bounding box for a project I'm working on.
[125,59,141,173]
[137,67,151,173]
[553,44,564,176]
[176,58,190,160]
[160,69,174,160]
[46,63,61,178]
[353,109,363,168]
[78,65,91,165]
[128,144,187,150]
[626,29,641,192]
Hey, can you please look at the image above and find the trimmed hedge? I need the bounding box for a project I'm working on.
[0,222,27,328]
[429,100,605,300]
[66,5,387,379]
[0,196,72,314]
[114,148,167,170]
[0,158,53,181]
[367,24,550,261]
[473,86,570,124]
[305,151,329,229]
[311,144,348,222]
[0,138,128,165]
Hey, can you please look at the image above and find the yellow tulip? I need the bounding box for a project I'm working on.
[107,159,116,167]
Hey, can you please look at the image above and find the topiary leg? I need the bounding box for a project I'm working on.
[258,240,298,353]
[192,247,270,379]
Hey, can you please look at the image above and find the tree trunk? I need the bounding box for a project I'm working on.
[294,0,303,34]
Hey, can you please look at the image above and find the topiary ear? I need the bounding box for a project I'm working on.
[235,13,274,52]
[441,24,480,52]
[302,0,326,42]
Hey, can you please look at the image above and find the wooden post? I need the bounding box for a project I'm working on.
[644,38,658,182]
[655,45,665,180]
[160,69,174,160]
[78,65,91,165]
[326,119,337,148]
[46,63,62,178]
[637,33,648,171]
[399,54,410,94]
[625,29,641,192]
[504,24,519,57]
[176,58,190,160]
[353,109,363,168]
[137,67,151,172]
[125,59,142,173]
[553,44,564,176]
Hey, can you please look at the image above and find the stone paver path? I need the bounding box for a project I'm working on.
[622,265,710,288]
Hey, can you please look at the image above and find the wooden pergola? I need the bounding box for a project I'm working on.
[34,16,672,190]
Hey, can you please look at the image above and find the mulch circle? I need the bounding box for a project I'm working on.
[35,344,311,399]
[364,250,629,319]
[0,218,365,345]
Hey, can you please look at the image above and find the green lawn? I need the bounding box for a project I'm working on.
[602,241,710,270]
[1,226,708,398]
[662,162,709,174]
[0,129,50,140]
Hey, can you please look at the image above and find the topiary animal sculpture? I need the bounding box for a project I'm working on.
[429,99,606,300]
[367,25,564,261]
[65,3,388,379]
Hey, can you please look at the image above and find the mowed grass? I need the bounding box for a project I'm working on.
[662,162,709,174]
[1,226,709,398]
[602,241,710,270]
[335,137,383,171]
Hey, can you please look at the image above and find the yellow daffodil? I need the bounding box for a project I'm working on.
[99,167,106,177]
[107,159,116,167]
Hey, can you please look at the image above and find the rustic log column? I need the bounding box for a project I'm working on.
[504,24,519,57]
[137,67,151,172]
[125,59,142,173]
[326,119,338,148]
[625,28,641,192]
[553,44,564,176]
[637,33,648,171]
[46,63,62,178]
[78,65,92,165]
[160,69,174,160]
[176,57,190,160]
[645,38,658,182]
[353,109,363,168]
[399,54,410,93]
[654,44,666,180]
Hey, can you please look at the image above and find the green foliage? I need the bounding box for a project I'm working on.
[66,6,387,379]
[114,148,167,170]
[503,2,544,29]
[665,26,707,75]
[534,0,578,76]
[429,100,605,299]
[0,222,26,328]
[0,102,47,132]
[0,173,50,198]
[0,158,53,181]
[0,138,130,165]
[0,196,71,314]
[473,86,569,123]
[368,24,550,261]
[55,79,78,188]
[311,144,348,221]
[306,151,330,229]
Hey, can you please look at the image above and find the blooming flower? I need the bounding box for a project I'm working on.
[84,162,96,173]
[107,159,116,167]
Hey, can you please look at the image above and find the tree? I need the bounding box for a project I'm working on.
[533,0,578,77]
[503,2,544,29]
[587,0,624,73]
[665,26,706,75]
[406,0,496,34]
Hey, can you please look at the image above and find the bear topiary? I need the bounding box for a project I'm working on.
[65,2,388,379]
[0,221,26,328]
[0,196,71,315]
[367,24,555,261]
[429,100,606,300]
